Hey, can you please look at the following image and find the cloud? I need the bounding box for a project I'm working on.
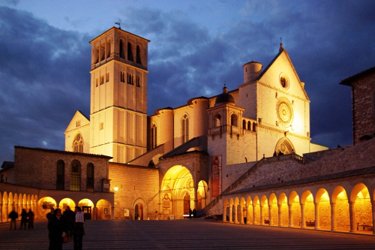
[0,6,90,162]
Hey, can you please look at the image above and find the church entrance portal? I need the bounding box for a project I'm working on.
[161,165,195,219]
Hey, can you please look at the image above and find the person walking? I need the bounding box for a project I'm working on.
[73,207,85,250]
[62,206,75,239]
[8,208,18,230]
[27,209,34,229]
[20,209,28,230]
[48,208,64,250]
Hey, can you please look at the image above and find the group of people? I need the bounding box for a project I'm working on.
[47,206,85,250]
[8,208,35,230]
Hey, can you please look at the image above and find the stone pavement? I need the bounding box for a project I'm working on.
[1,219,375,249]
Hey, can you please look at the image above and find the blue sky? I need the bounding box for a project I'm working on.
[0,0,374,163]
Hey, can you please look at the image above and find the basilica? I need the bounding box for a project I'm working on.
[1,27,374,235]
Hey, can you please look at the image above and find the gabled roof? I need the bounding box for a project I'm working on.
[341,66,375,86]
[257,47,309,100]
[65,110,90,133]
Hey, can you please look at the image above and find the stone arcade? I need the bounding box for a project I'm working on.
[1,27,374,235]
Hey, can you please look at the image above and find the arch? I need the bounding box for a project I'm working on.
[231,114,238,127]
[214,114,221,127]
[38,196,57,219]
[161,165,195,219]
[246,196,253,225]
[56,160,65,190]
[289,191,301,228]
[332,185,350,232]
[253,196,260,225]
[78,198,94,220]
[350,183,372,233]
[73,134,84,153]
[240,197,246,224]
[301,190,315,229]
[269,193,278,226]
[2,192,8,222]
[278,193,288,227]
[96,199,112,220]
[182,114,189,143]
[70,160,81,191]
[58,198,76,211]
[86,163,95,190]
[247,121,251,130]
[197,180,208,209]
[274,137,295,155]
[261,195,269,225]
[229,198,234,223]
[134,199,146,220]
[242,120,246,130]
[315,188,331,230]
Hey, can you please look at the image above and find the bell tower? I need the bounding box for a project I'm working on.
[89,27,149,163]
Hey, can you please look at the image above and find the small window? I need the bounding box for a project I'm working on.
[100,76,104,85]
[70,160,81,191]
[120,72,125,83]
[56,160,65,190]
[231,114,238,127]
[76,121,81,127]
[136,75,141,87]
[99,123,104,130]
[182,115,189,143]
[214,114,221,127]
[119,39,125,59]
[127,73,134,85]
[87,163,95,190]
[242,120,246,129]
[106,41,111,58]
[96,78,98,87]
[136,45,142,64]
[106,72,109,82]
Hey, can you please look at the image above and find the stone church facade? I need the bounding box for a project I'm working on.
[1,27,374,235]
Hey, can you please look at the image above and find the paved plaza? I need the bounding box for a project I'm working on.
[0,219,375,249]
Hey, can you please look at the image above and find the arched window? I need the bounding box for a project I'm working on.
[151,124,157,149]
[214,114,221,127]
[242,120,246,129]
[253,123,257,132]
[247,121,251,130]
[70,160,81,191]
[231,114,238,127]
[87,163,94,190]
[136,45,142,65]
[128,42,134,61]
[106,41,111,58]
[119,39,125,59]
[56,160,65,190]
[73,134,84,153]
[182,114,189,143]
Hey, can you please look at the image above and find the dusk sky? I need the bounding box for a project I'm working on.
[0,0,374,164]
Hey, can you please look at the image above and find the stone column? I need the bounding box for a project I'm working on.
[223,205,227,223]
[301,203,305,229]
[288,204,292,227]
[372,201,375,235]
[349,201,355,232]
[277,204,281,227]
[315,202,319,230]
[234,205,238,224]
[260,205,263,225]
[229,204,233,223]
[331,202,336,232]
[240,205,244,224]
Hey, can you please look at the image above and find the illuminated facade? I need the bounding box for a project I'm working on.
[1,27,374,235]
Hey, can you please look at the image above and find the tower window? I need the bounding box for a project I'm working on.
[100,76,104,85]
[106,41,111,58]
[151,124,157,149]
[119,39,125,59]
[182,114,189,143]
[136,45,142,65]
[120,72,125,83]
[136,75,141,87]
[127,73,134,85]
[128,42,134,61]
[231,114,238,127]
[214,114,221,127]
[106,72,109,82]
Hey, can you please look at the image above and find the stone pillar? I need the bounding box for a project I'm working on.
[315,202,319,230]
[234,205,238,224]
[240,205,244,224]
[93,206,98,220]
[301,203,305,229]
[349,201,355,232]
[372,201,375,235]
[229,205,233,223]
[223,205,227,223]
[331,202,336,232]
[277,204,281,227]
[269,205,272,226]
[288,204,292,227]
[260,205,263,225]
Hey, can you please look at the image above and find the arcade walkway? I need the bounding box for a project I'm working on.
[0,219,375,249]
